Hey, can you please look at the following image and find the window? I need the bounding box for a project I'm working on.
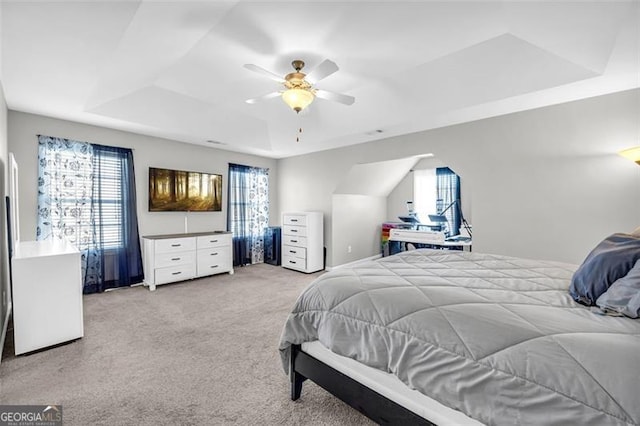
[413,166,464,236]
[93,149,124,249]
[39,145,123,249]
[227,163,269,266]
[37,135,143,293]
[413,168,436,222]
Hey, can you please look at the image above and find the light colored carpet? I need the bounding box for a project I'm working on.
[0,263,374,425]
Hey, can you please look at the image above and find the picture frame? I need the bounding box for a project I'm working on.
[148,167,222,212]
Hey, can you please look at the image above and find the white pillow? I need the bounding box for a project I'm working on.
[631,226,640,237]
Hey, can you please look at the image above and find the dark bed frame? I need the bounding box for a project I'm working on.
[290,344,435,425]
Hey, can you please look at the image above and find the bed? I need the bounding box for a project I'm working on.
[279,249,640,425]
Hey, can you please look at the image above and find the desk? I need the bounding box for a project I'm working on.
[388,229,471,254]
[391,239,472,253]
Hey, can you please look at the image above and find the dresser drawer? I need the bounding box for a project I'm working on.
[155,237,196,254]
[197,246,231,264]
[283,225,307,237]
[282,254,306,272]
[283,214,307,226]
[283,245,306,260]
[155,251,196,268]
[197,247,232,277]
[197,234,230,249]
[155,264,196,285]
[283,235,307,247]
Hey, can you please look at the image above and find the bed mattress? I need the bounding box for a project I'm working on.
[279,250,640,425]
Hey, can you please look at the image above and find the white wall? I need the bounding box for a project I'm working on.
[8,111,279,242]
[279,89,640,266]
[0,83,9,362]
[332,194,386,265]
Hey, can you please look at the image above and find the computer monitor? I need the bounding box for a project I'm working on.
[398,215,420,223]
[428,214,448,223]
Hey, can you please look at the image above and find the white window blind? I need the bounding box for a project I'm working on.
[94,151,123,249]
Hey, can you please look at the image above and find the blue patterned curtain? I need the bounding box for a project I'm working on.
[436,167,461,237]
[37,136,143,293]
[227,163,269,266]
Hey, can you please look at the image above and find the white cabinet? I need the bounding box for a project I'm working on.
[143,231,233,291]
[12,239,83,355]
[282,212,323,273]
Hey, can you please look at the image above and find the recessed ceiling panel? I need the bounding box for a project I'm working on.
[505,1,632,74]
[88,85,271,151]
[385,33,598,114]
[2,1,139,110]
[85,1,237,109]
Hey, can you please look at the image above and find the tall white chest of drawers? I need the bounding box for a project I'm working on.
[142,231,233,291]
[282,212,323,273]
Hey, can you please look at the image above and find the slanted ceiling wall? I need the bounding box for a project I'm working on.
[332,157,418,265]
[279,89,640,267]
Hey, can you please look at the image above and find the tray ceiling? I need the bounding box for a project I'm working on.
[2,1,638,158]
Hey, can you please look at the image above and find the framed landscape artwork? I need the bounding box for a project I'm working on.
[149,167,222,212]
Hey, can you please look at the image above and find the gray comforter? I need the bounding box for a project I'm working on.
[279,250,640,426]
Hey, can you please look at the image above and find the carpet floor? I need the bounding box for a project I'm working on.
[0,263,374,425]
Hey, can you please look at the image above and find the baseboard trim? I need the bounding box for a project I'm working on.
[326,254,382,271]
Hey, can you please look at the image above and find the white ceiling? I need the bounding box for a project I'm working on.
[2,1,638,159]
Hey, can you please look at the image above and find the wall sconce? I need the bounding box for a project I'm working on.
[619,146,640,165]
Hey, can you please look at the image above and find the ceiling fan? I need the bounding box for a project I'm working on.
[244,59,355,113]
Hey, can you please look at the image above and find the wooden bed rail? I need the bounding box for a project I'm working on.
[289,344,434,425]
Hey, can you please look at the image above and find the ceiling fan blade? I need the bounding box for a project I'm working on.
[314,89,355,106]
[245,92,281,104]
[243,64,285,83]
[305,59,339,84]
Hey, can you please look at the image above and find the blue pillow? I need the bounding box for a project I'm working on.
[569,233,640,306]
[596,259,640,318]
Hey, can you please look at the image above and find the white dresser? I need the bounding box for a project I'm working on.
[142,231,233,291]
[282,212,324,273]
[12,239,83,355]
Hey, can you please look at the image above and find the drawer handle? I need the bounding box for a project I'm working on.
[172,271,182,276]
[171,244,181,247]
[291,219,298,222]
[171,257,181,261]
[289,250,296,254]
[210,252,218,256]
[210,240,218,243]
[290,239,298,243]
[289,260,297,264]
[210,265,218,269]
[291,229,298,233]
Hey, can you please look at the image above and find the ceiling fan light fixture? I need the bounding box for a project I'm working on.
[282,88,315,113]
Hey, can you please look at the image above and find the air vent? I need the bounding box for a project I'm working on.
[365,129,384,136]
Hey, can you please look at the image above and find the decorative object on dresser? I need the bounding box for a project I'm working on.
[142,231,233,291]
[282,212,323,273]
[12,239,83,355]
